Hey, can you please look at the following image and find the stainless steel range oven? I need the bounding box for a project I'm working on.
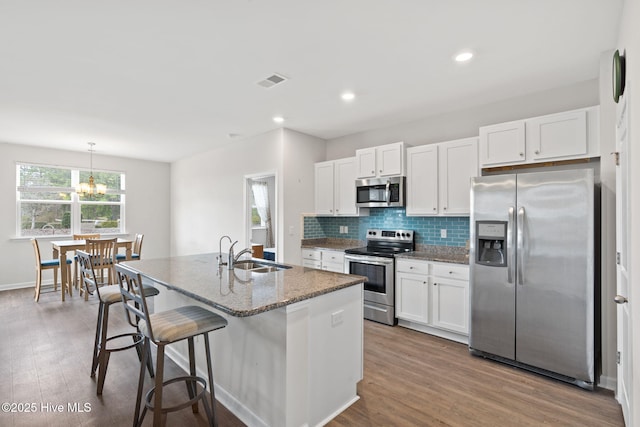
[344,229,414,326]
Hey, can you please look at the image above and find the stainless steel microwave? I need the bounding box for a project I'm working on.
[356,176,405,208]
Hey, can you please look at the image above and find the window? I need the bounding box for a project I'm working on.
[16,163,125,237]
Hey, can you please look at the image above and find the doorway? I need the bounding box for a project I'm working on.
[245,173,277,261]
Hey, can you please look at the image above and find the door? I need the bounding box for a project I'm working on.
[431,277,468,334]
[406,144,438,215]
[439,137,478,215]
[469,175,516,359]
[315,161,335,215]
[515,169,594,384]
[616,93,632,424]
[527,110,587,161]
[334,157,357,216]
[396,272,429,324]
[478,120,525,167]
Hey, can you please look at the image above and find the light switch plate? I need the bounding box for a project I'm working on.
[440,229,447,238]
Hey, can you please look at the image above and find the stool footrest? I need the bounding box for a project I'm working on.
[104,332,144,353]
[144,375,208,414]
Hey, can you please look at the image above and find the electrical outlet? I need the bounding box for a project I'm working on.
[339,226,344,233]
[289,225,294,236]
[440,229,447,238]
[344,226,348,234]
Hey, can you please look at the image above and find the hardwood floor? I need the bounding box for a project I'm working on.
[0,287,624,426]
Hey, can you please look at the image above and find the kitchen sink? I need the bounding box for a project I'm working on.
[233,260,290,272]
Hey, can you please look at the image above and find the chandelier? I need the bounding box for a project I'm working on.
[76,142,106,196]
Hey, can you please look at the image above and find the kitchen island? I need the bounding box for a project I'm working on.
[123,253,365,427]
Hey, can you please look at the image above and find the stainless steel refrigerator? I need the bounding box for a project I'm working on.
[469,168,595,389]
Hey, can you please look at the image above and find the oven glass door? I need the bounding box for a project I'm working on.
[349,261,387,294]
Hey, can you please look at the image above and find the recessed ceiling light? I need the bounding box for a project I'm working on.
[455,51,474,62]
[273,116,284,124]
[341,91,355,101]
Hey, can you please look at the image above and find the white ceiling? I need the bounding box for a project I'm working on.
[0,0,623,162]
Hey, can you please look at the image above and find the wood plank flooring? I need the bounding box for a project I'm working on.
[0,287,624,426]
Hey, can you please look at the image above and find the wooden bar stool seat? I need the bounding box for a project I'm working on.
[116,264,228,427]
[77,250,159,395]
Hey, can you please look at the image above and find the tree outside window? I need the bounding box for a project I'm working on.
[17,163,125,237]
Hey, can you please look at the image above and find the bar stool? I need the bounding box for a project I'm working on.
[77,250,158,395]
[115,264,228,427]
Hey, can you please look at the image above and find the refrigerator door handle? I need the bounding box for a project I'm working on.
[507,206,515,284]
[517,207,525,285]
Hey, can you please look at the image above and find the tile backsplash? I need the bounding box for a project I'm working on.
[303,208,469,247]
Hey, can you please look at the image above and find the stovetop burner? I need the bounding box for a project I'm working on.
[344,229,415,258]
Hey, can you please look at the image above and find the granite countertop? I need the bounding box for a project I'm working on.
[301,238,469,265]
[300,238,364,251]
[396,251,469,264]
[123,253,366,317]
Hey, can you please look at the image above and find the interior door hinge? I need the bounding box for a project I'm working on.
[612,151,620,166]
[616,252,621,265]
[617,351,621,364]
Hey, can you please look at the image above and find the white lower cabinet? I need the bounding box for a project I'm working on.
[396,258,469,343]
[301,248,345,273]
[431,276,468,335]
[396,273,429,323]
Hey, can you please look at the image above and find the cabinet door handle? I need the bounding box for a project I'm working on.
[519,152,524,157]
[534,150,540,155]
[433,283,438,286]
[371,170,375,174]
[449,271,453,274]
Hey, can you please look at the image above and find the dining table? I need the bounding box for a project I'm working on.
[51,238,133,301]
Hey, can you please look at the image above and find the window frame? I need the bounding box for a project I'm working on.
[16,162,126,238]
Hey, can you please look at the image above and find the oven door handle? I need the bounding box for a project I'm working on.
[344,254,394,266]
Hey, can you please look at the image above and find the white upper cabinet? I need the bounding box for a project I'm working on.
[479,121,525,166]
[439,137,478,215]
[356,141,407,178]
[527,109,587,161]
[314,161,335,215]
[333,157,358,216]
[406,144,438,215]
[479,106,599,168]
[406,137,478,216]
[314,157,363,216]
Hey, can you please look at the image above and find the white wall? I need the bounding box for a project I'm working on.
[281,129,326,264]
[599,49,619,389]
[0,142,171,289]
[326,79,599,159]
[170,129,282,256]
[617,0,640,419]
[170,128,325,264]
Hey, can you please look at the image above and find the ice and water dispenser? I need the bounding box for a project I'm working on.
[475,221,507,266]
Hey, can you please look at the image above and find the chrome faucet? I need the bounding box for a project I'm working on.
[218,235,233,267]
[231,247,254,269]
[219,235,254,269]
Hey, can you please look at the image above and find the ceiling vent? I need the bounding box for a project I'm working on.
[257,73,288,89]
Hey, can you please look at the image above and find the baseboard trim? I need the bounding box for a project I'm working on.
[598,375,616,391]
[164,346,267,427]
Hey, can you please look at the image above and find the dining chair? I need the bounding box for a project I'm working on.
[116,263,228,427]
[72,233,101,290]
[73,233,101,240]
[32,238,72,302]
[116,233,143,262]
[79,238,117,300]
[77,250,159,395]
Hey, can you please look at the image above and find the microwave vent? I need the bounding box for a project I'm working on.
[257,73,288,89]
